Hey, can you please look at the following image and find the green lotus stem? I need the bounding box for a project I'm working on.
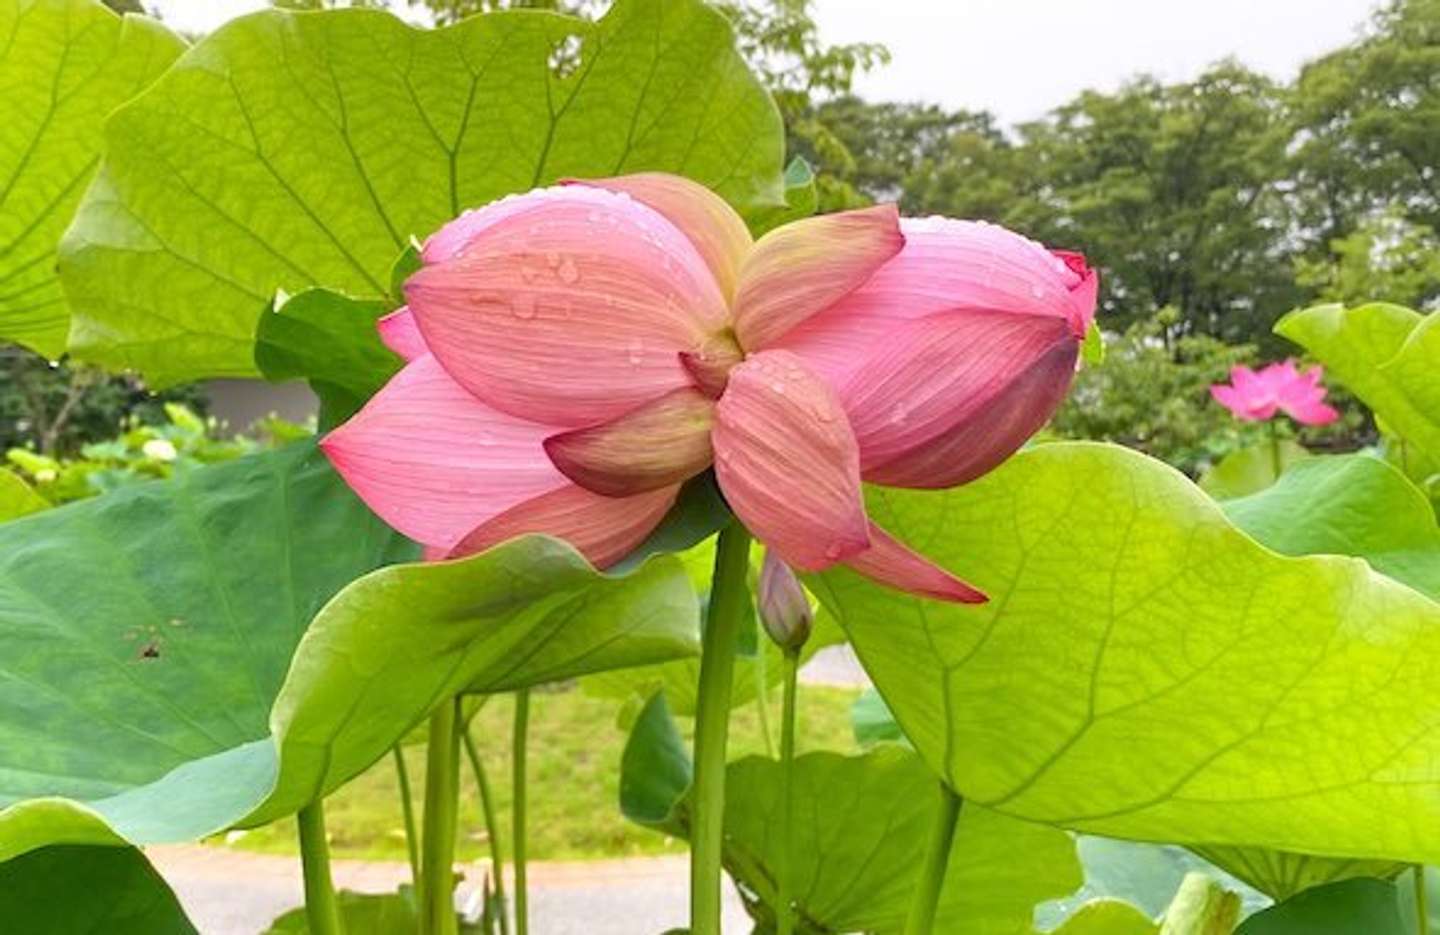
[513,689,532,935]
[420,698,462,935]
[1416,865,1429,935]
[755,638,775,758]
[776,647,801,935]
[690,520,754,935]
[392,744,420,889]
[296,800,345,935]
[902,782,963,935]
[463,724,511,935]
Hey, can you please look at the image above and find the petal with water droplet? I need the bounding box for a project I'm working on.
[407,185,729,427]
[564,173,753,301]
[732,204,905,351]
[712,350,869,571]
[319,354,565,552]
[843,308,1078,488]
[776,218,1096,389]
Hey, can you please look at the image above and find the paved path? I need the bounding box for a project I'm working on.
[149,845,750,934]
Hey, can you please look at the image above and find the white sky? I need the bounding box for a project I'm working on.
[147,0,1380,126]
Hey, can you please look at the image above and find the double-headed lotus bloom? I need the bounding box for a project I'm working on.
[321,174,1097,603]
[1210,360,1339,426]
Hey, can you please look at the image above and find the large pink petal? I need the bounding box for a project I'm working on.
[732,204,905,351]
[543,387,716,497]
[319,355,565,551]
[841,309,1078,488]
[712,350,870,571]
[406,185,730,427]
[844,522,987,604]
[563,174,753,302]
[377,306,427,362]
[442,483,678,570]
[775,217,1096,388]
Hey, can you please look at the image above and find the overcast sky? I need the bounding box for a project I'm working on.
[147,0,1381,126]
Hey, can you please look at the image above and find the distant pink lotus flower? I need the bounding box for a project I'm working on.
[321,174,1098,603]
[1210,360,1339,426]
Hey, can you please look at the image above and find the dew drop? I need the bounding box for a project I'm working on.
[476,430,495,447]
[890,402,908,425]
[519,265,540,284]
[512,295,537,320]
[545,250,561,269]
[1030,282,1046,299]
[627,338,645,365]
[824,541,845,561]
[557,256,579,284]
[770,380,786,395]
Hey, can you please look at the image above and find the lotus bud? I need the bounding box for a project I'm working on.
[758,549,813,652]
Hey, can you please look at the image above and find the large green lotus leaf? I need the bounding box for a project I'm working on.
[58,0,784,384]
[0,443,698,860]
[1276,303,1440,469]
[1196,453,1440,894]
[809,442,1440,866]
[1221,455,1439,600]
[723,748,1081,934]
[1233,878,1406,935]
[0,0,183,356]
[1196,441,1308,501]
[0,844,196,934]
[618,694,1078,933]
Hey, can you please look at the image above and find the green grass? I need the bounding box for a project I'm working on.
[219,683,860,863]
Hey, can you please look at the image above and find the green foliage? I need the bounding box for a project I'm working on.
[1049,314,1255,475]
[1294,208,1440,309]
[61,0,787,385]
[4,401,297,507]
[620,695,1082,934]
[0,345,211,457]
[0,845,196,934]
[811,442,1440,865]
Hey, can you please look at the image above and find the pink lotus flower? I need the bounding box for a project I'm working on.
[1210,360,1339,425]
[321,174,1098,603]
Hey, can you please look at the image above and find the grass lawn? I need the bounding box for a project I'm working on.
[218,683,860,863]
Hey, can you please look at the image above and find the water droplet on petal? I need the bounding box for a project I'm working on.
[545,251,561,269]
[627,338,645,365]
[1030,282,1046,299]
[512,295,537,320]
[557,256,579,284]
[476,430,495,447]
[770,380,786,395]
[824,541,845,560]
[890,402,908,425]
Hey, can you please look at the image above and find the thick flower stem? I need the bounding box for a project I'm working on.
[392,745,420,888]
[902,783,963,935]
[462,724,510,935]
[421,699,462,935]
[297,800,345,935]
[513,689,532,935]
[690,520,754,935]
[776,647,801,935]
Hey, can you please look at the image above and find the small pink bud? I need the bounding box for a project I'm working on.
[758,549,813,651]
